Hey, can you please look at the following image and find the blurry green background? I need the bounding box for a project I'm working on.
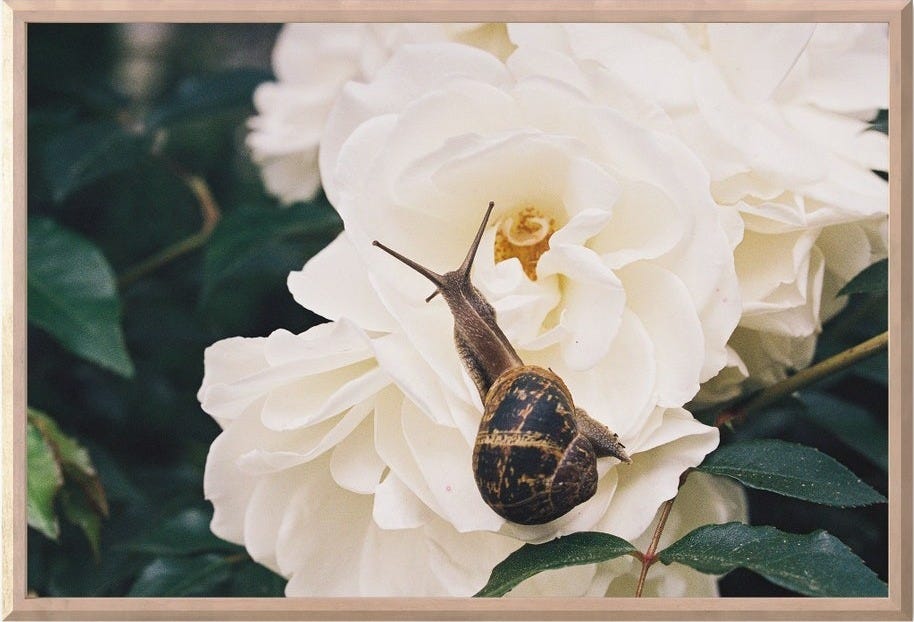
[25,24,888,598]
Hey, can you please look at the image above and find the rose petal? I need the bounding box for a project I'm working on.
[816,222,878,283]
[274,457,375,595]
[248,83,329,153]
[595,408,719,541]
[288,234,398,331]
[564,24,698,110]
[729,326,817,385]
[320,42,511,196]
[784,105,889,174]
[423,520,518,595]
[373,388,448,522]
[260,364,387,431]
[200,323,379,423]
[371,332,461,426]
[198,335,270,423]
[372,470,436,529]
[800,24,889,113]
[536,243,625,370]
[591,180,685,268]
[706,24,815,101]
[242,473,297,573]
[204,402,266,544]
[691,59,826,187]
[536,309,655,438]
[237,400,372,474]
[618,263,705,407]
[330,413,387,494]
[739,243,825,338]
[352,522,445,595]
[400,400,505,532]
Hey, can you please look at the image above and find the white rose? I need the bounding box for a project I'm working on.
[246,23,513,204]
[200,320,747,596]
[202,39,748,597]
[508,23,889,390]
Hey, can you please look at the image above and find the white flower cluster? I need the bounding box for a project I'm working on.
[200,23,888,597]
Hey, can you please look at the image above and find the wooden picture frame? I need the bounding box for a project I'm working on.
[2,1,911,620]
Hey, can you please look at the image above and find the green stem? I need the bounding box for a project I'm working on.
[716,331,888,428]
[117,230,211,288]
[117,173,221,288]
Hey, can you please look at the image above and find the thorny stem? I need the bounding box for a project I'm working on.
[715,331,888,427]
[634,497,676,597]
[117,173,221,288]
[633,470,692,597]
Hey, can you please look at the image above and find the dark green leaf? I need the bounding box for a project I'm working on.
[28,217,134,377]
[59,485,102,560]
[798,393,888,471]
[147,68,272,129]
[27,420,63,541]
[474,532,637,597]
[127,554,232,597]
[201,202,341,303]
[838,259,888,297]
[42,119,149,203]
[853,353,888,386]
[659,522,886,597]
[122,506,241,556]
[697,439,884,507]
[229,561,287,597]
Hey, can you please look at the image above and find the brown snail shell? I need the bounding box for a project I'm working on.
[373,202,630,525]
[473,365,600,524]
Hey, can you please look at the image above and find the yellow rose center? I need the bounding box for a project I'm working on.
[494,206,555,281]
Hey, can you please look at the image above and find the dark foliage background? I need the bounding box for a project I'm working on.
[25,24,888,598]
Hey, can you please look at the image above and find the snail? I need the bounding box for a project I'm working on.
[372,202,630,525]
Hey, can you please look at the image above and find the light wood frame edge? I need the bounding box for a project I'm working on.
[2,1,911,620]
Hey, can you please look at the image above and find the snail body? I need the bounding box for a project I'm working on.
[373,202,630,525]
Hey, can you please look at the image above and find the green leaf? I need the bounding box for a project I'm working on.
[201,202,342,303]
[659,522,886,597]
[798,392,888,471]
[127,554,232,597]
[838,259,888,297]
[28,408,109,555]
[147,68,272,129]
[27,420,63,541]
[854,353,888,386]
[122,506,241,556]
[229,561,287,597]
[474,532,637,597]
[697,439,884,507]
[41,119,149,203]
[59,484,102,560]
[28,408,109,517]
[28,217,134,377]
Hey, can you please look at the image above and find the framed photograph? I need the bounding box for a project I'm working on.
[3,1,911,620]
